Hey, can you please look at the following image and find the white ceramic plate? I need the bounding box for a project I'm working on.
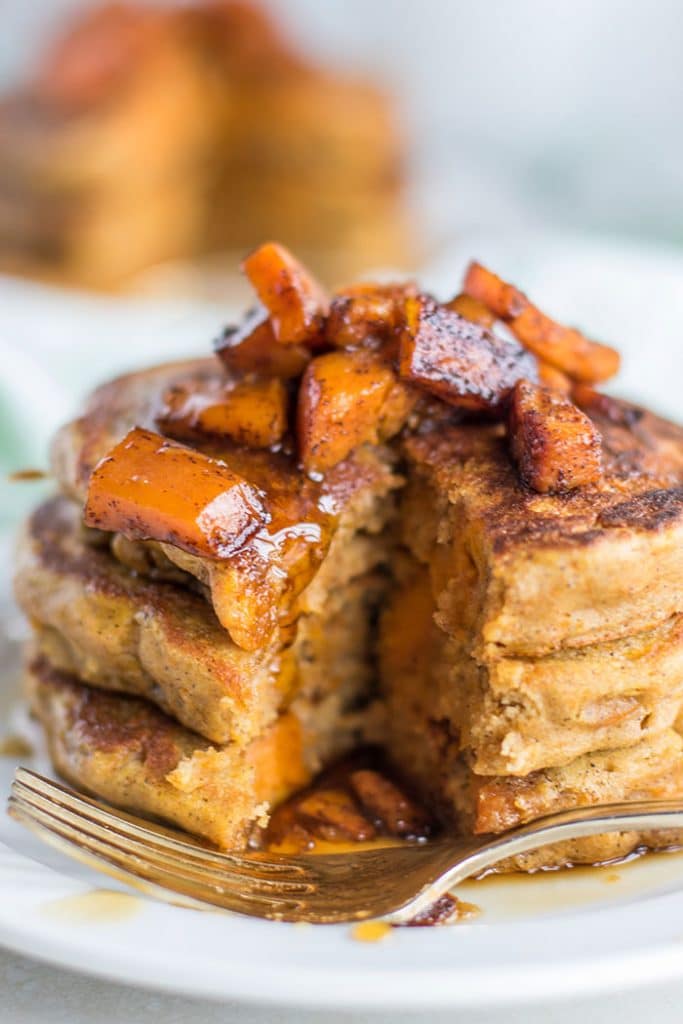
[2,235,683,1011]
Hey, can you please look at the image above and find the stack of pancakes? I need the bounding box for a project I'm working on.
[12,256,683,870]
[0,1,408,290]
[15,360,400,849]
[381,400,683,868]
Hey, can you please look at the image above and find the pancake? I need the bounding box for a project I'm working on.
[26,655,378,850]
[50,359,400,652]
[54,361,683,657]
[379,574,683,869]
[15,496,382,747]
[401,399,683,657]
[380,558,683,775]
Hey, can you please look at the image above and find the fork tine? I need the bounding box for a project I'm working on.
[8,795,308,919]
[11,779,308,891]
[7,797,215,911]
[14,769,306,879]
[10,787,314,899]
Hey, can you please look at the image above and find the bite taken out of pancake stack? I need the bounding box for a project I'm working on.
[14,243,683,868]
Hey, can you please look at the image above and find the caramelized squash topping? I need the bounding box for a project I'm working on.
[464,261,620,383]
[215,304,310,379]
[242,242,328,347]
[157,377,288,449]
[264,752,435,852]
[295,789,377,842]
[508,379,603,493]
[297,348,416,474]
[537,360,572,394]
[88,246,625,567]
[399,295,537,412]
[84,427,269,559]
[349,769,432,838]
[444,292,496,328]
[326,282,414,349]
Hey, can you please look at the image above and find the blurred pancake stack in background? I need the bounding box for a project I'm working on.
[0,1,411,292]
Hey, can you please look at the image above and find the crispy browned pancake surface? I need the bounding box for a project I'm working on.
[26,654,367,850]
[402,399,683,655]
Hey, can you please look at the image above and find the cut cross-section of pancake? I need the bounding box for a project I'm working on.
[15,496,384,747]
[379,566,683,869]
[376,396,683,866]
[26,656,378,849]
[380,559,683,775]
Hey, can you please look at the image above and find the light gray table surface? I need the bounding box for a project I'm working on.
[3,947,683,1024]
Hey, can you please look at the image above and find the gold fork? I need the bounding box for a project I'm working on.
[8,768,683,924]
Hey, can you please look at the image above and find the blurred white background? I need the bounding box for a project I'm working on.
[2,0,683,247]
[1,0,682,520]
